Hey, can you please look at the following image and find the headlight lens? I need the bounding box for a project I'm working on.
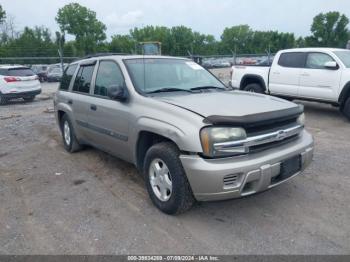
[297,113,305,126]
[200,127,247,158]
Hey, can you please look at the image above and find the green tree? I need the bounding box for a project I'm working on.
[0,5,6,24]
[221,25,254,54]
[110,35,136,54]
[307,11,349,47]
[130,26,172,54]
[56,3,106,55]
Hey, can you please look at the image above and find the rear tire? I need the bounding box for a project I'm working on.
[342,97,350,121]
[244,83,264,93]
[60,114,82,153]
[143,142,195,215]
[23,96,35,102]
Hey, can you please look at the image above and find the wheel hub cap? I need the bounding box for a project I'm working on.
[63,121,71,146]
[149,158,172,202]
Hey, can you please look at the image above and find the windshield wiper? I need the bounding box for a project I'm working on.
[190,86,227,91]
[147,88,193,94]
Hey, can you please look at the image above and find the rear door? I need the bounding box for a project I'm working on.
[86,60,132,161]
[69,62,98,140]
[269,52,306,97]
[299,52,341,101]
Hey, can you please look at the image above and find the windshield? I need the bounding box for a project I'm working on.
[334,51,350,68]
[124,58,225,93]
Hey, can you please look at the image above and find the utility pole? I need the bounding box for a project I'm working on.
[56,32,65,71]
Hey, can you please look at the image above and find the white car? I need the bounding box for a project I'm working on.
[0,65,42,105]
[230,48,350,120]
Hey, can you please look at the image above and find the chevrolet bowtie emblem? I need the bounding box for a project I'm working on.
[276,130,287,141]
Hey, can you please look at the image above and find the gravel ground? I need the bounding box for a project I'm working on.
[0,81,349,255]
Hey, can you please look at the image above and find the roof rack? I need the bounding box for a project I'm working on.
[80,53,132,59]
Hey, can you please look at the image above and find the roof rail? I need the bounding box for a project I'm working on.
[81,53,131,59]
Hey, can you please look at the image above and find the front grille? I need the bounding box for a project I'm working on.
[246,118,298,137]
[249,134,299,154]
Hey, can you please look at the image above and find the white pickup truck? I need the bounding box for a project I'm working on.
[230,48,350,120]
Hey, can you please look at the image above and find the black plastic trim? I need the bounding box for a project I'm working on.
[339,82,350,105]
[203,105,304,128]
[240,74,267,91]
[0,89,41,98]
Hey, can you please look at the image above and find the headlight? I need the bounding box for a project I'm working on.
[297,113,305,126]
[200,127,247,158]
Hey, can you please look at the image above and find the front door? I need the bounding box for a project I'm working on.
[86,60,132,162]
[299,52,341,101]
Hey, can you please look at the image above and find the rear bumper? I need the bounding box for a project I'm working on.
[180,130,314,201]
[0,89,41,99]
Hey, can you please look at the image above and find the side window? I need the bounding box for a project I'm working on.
[60,64,77,91]
[72,65,95,94]
[306,53,335,69]
[278,52,306,68]
[0,69,8,75]
[94,61,125,97]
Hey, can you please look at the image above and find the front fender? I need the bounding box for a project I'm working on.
[133,116,203,153]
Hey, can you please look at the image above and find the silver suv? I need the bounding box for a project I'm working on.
[54,54,314,214]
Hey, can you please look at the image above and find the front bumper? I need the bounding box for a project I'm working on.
[180,130,314,201]
[0,89,41,99]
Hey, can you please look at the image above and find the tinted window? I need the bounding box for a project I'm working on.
[60,64,77,91]
[73,65,95,94]
[278,52,306,68]
[0,69,8,75]
[94,61,125,97]
[0,67,35,76]
[306,53,335,69]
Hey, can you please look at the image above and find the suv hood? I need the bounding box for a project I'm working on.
[154,90,302,126]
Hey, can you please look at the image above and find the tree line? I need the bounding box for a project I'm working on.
[0,3,349,63]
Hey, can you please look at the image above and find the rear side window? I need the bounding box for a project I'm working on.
[0,67,35,76]
[278,52,306,68]
[73,65,95,94]
[60,64,77,91]
[94,61,125,97]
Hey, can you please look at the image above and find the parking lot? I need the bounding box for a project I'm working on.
[0,80,349,255]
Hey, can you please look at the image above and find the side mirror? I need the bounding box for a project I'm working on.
[324,61,338,70]
[107,84,128,102]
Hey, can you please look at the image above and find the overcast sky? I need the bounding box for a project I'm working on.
[1,0,350,39]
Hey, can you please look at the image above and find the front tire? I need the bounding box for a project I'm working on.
[60,114,82,153]
[244,83,264,93]
[143,142,195,215]
[342,97,350,121]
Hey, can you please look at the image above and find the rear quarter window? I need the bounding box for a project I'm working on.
[278,52,306,68]
[60,64,78,91]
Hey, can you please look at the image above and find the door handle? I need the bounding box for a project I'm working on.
[90,104,97,111]
[272,71,280,75]
[67,99,73,105]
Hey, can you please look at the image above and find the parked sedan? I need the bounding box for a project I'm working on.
[0,65,41,105]
[47,68,63,82]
